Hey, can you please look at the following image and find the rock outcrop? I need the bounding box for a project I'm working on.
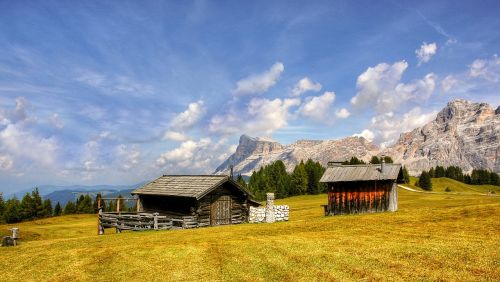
[215,99,499,176]
[385,99,499,175]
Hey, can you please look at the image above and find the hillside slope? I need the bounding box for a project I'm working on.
[0,191,498,281]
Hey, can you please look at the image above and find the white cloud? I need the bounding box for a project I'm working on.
[116,144,141,171]
[49,113,64,129]
[209,97,300,136]
[75,70,153,95]
[232,62,284,96]
[0,154,13,170]
[162,131,189,142]
[352,129,375,142]
[171,100,206,129]
[415,42,437,65]
[335,108,350,119]
[156,138,230,172]
[290,77,322,96]
[299,91,335,120]
[351,61,436,113]
[469,54,500,82]
[369,107,437,147]
[0,123,58,166]
[441,75,458,93]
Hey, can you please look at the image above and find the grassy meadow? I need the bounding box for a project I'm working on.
[0,185,499,281]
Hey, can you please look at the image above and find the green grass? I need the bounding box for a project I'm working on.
[406,176,500,194]
[1,189,499,281]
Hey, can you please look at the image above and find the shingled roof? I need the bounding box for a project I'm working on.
[320,164,402,183]
[131,175,255,200]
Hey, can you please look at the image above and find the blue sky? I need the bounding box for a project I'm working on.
[0,0,499,192]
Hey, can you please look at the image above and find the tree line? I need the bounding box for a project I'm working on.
[0,188,130,224]
[415,165,500,191]
[237,156,410,201]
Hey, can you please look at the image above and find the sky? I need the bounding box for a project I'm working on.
[0,0,499,193]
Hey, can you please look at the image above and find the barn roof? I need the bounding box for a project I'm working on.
[131,175,256,201]
[320,164,402,183]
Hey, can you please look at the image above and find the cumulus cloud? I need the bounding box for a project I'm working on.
[369,107,437,147]
[299,91,335,120]
[415,42,437,65]
[441,75,458,93]
[0,154,13,170]
[469,54,500,82]
[162,131,189,142]
[116,144,140,171]
[156,138,229,172]
[290,77,322,96]
[351,61,436,113]
[232,62,284,96]
[170,100,206,129]
[335,108,350,119]
[210,97,300,136]
[352,129,375,142]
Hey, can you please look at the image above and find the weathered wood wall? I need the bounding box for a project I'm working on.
[197,182,248,226]
[325,180,397,215]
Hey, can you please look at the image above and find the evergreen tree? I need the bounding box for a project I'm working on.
[383,156,394,163]
[64,201,76,214]
[31,187,44,218]
[463,174,472,184]
[402,166,410,184]
[342,157,366,165]
[0,193,5,222]
[417,171,432,191]
[43,199,53,217]
[53,202,62,216]
[77,194,94,213]
[428,167,435,178]
[236,174,247,188]
[490,172,500,186]
[291,161,308,195]
[304,159,324,194]
[94,193,105,212]
[3,198,21,223]
[370,156,380,164]
[20,192,35,220]
[107,199,116,212]
[435,166,445,178]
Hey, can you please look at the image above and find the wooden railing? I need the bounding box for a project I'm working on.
[98,211,199,235]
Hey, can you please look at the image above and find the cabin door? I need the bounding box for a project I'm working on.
[211,195,231,225]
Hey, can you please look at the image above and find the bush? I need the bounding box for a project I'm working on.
[444,187,451,192]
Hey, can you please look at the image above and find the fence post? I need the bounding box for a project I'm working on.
[97,209,104,235]
[153,213,158,230]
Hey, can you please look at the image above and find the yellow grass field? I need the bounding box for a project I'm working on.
[1,187,499,281]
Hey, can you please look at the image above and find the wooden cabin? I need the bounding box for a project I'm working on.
[131,175,260,227]
[319,162,402,215]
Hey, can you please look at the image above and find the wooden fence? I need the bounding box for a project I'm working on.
[98,211,199,234]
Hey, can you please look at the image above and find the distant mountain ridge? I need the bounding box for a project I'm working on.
[215,99,499,176]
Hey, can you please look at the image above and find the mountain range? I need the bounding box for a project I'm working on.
[215,99,499,176]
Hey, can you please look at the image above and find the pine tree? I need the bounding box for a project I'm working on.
[64,201,76,214]
[304,159,325,194]
[0,193,5,222]
[20,192,35,220]
[383,156,394,163]
[31,187,44,218]
[291,161,308,195]
[236,174,247,188]
[490,172,500,186]
[53,202,62,216]
[342,157,366,165]
[43,199,53,217]
[77,195,94,214]
[435,166,445,178]
[428,167,435,178]
[3,198,21,223]
[370,156,380,164]
[417,171,432,191]
[402,166,410,184]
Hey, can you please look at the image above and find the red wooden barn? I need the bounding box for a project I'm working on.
[319,162,402,215]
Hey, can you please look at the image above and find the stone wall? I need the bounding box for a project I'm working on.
[249,193,289,223]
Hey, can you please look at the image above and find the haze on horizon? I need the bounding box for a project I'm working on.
[0,1,499,193]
